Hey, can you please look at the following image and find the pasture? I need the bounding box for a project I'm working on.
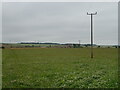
[0,49,2,89]
[2,48,118,88]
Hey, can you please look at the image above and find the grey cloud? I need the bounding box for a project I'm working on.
[2,2,118,45]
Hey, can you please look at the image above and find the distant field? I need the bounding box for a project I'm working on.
[2,48,118,88]
[3,43,62,48]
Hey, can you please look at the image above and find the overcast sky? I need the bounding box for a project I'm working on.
[2,2,118,45]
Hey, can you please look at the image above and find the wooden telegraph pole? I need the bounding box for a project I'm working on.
[87,12,97,58]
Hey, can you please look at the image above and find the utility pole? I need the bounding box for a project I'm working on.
[79,40,80,45]
[79,40,80,47]
[87,12,97,58]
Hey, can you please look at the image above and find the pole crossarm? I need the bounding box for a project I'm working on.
[87,12,97,15]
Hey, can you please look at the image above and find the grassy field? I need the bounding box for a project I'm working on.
[2,48,118,88]
[0,49,2,89]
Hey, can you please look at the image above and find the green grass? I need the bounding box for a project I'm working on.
[0,49,2,89]
[2,48,118,88]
